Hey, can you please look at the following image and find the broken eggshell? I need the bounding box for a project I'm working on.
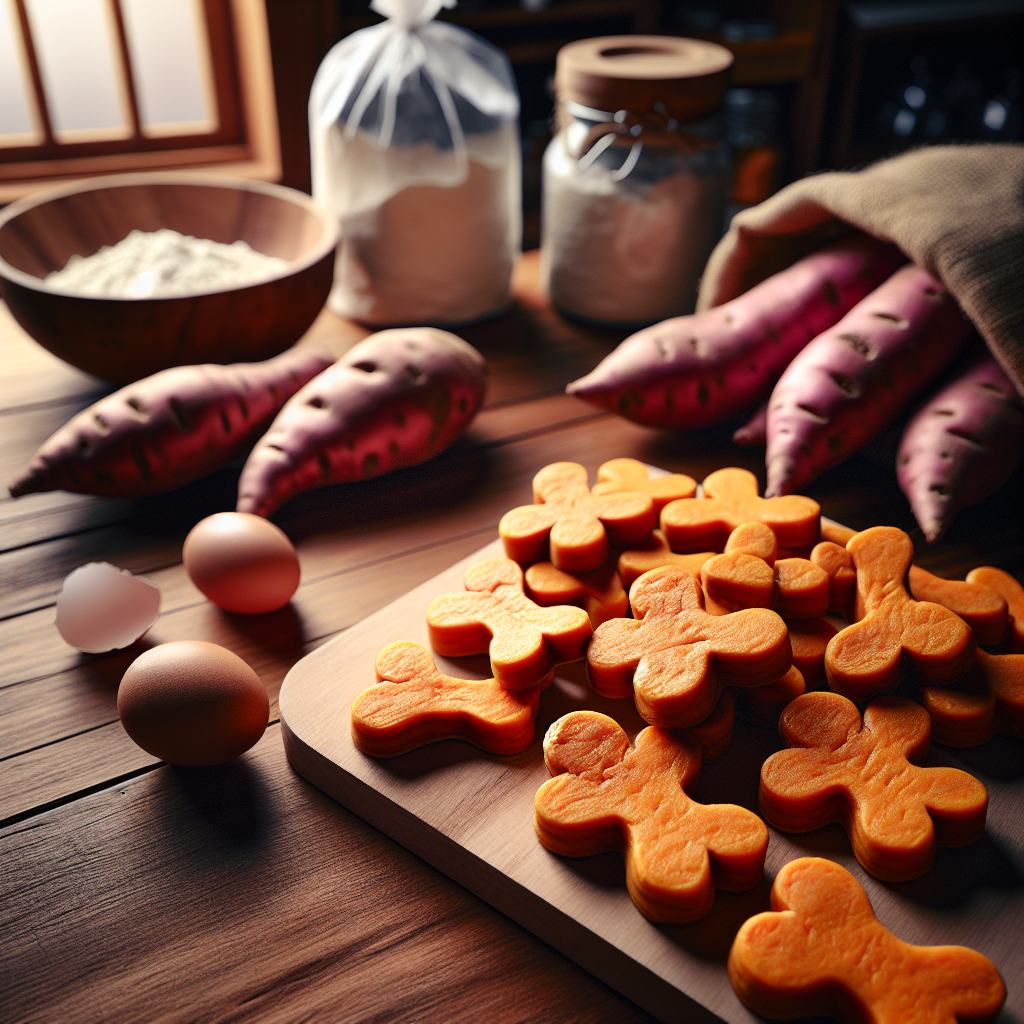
[55,562,161,653]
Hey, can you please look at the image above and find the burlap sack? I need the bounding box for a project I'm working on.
[697,144,1024,398]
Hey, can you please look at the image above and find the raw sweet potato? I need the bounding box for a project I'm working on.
[565,234,905,428]
[9,347,334,498]
[732,400,767,447]
[896,352,1024,543]
[237,328,486,516]
[764,264,972,497]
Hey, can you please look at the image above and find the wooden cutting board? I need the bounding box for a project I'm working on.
[279,537,1024,1024]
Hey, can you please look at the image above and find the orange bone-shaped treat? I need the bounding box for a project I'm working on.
[688,689,734,763]
[660,467,820,553]
[351,641,543,757]
[814,534,1008,642]
[810,540,857,619]
[724,521,777,564]
[617,530,715,588]
[921,648,1024,746]
[499,462,656,572]
[787,616,837,687]
[426,558,592,690]
[966,566,1024,652]
[908,566,1008,645]
[588,566,791,727]
[592,457,697,513]
[825,527,975,701]
[535,711,767,922]
[524,558,627,627]
[701,547,829,620]
[732,665,805,729]
[728,857,1006,1024]
[760,691,988,880]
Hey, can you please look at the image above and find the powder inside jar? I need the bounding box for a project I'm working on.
[542,133,727,328]
[45,229,289,298]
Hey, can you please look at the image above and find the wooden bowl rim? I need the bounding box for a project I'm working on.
[0,171,339,300]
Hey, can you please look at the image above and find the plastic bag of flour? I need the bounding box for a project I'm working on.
[310,0,521,327]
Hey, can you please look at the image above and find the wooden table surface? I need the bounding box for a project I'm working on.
[3,252,1022,1024]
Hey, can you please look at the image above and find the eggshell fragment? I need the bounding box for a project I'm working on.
[55,562,161,653]
[117,641,269,766]
[183,512,300,614]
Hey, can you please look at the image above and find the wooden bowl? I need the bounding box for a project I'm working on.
[0,173,338,384]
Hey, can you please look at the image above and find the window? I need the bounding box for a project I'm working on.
[0,0,279,201]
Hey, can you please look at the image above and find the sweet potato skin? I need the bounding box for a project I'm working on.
[765,264,972,497]
[565,234,905,429]
[897,353,1024,543]
[8,347,335,498]
[236,328,486,517]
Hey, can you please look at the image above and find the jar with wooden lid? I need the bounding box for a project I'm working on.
[541,36,733,328]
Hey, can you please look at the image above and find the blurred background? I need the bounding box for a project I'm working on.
[3,0,1023,247]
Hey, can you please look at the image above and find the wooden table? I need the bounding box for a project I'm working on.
[3,253,1022,1024]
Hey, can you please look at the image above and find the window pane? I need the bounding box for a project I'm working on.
[25,0,127,136]
[121,0,213,132]
[0,0,36,137]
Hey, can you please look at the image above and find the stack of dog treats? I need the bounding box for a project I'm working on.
[350,458,1020,1023]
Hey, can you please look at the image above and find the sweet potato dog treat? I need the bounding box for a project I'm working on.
[825,527,975,701]
[592,458,697,513]
[535,711,767,922]
[810,540,857,619]
[728,857,1006,1024]
[661,467,820,553]
[966,566,1024,652]
[723,521,777,563]
[760,691,988,881]
[588,566,791,728]
[786,616,837,687]
[907,566,1008,646]
[920,648,1024,747]
[701,544,829,619]
[426,558,591,690]
[524,559,627,627]
[499,462,656,572]
[351,641,543,757]
[814,531,1007,640]
[732,665,806,729]
[617,530,715,588]
[688,689,735,763]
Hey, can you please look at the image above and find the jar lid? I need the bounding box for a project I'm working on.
[555,36,734,121]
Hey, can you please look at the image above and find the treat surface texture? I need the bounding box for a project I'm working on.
[760,691,988,880]
[728,856,1006,1023]
[535,711,767,922]
[426,557,592,689]
[351,641,542,757]
[588,565,791,727]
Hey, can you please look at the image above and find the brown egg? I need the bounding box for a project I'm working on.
[118,641,269,766]
[183,512,300,614]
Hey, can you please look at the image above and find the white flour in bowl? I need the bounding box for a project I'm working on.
[45,229,289,298]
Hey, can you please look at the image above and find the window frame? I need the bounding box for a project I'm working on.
[0,0,280,201]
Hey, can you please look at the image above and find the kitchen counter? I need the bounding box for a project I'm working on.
[2,252,1021,1024]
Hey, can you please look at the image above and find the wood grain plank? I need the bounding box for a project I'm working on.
[0,724,656,1024]
[0,527,495,772]
[0,392,602,618]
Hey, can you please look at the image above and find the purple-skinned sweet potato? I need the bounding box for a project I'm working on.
[897,353,1024,543]
[733,401,767,447]
[236,328,486,517]
[565,234,905,428]
[9,347,335,498]
[764,264,973,497]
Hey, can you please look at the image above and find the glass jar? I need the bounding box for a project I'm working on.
[542,37,733,329]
